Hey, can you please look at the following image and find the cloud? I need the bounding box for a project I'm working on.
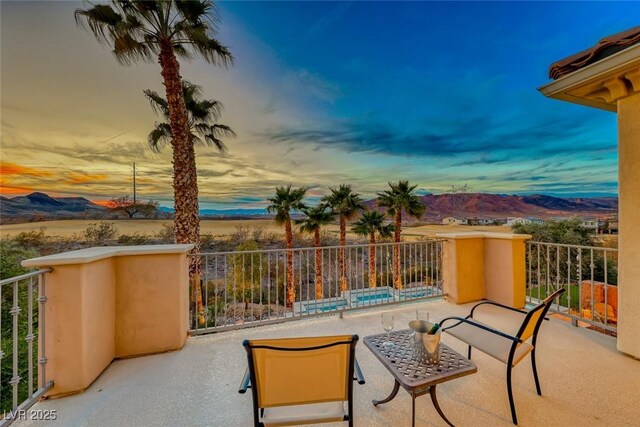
[0,162,53,177]
[260,110,614,164]
[63,172,108,185]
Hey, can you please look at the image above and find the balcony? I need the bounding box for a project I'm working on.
[1,235,637,426]
[14,299,640,426]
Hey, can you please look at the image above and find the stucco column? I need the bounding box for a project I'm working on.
[23,244,193,396]
[617,92,640,358]
[437,232,531,307]
[439,233,485,304]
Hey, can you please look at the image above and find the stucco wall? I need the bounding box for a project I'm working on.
[439,232,530,306]
[617,92,640,358]
[44,260,116,395]
[115,253,189,357]
[24,245,193,396]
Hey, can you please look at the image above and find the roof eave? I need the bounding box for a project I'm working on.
[538,43,640,112]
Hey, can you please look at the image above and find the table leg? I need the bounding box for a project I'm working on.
[372,380,400,406]
[412,394,416,427]
[429,385,454,427]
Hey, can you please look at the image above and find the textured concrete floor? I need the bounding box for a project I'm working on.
[18,300,640,427]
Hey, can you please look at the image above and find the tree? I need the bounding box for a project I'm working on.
[377,180,426,289]
[107,195,159,219]
[144,80,235,154]
[75,1,233,325]
[512,218,594,246]
[321,184,364,293]
[352,211,394,288]
[266,185,308,307]
[228,240,265,311]
[296,205,335,299]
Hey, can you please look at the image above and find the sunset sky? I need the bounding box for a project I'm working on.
[1,1,639,210]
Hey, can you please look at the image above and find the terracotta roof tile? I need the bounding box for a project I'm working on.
[549,26,640,80]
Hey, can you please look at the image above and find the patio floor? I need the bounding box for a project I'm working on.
[19,300,640,426]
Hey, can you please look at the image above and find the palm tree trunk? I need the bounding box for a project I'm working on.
[314,229,323,299]
[393,211,403,289]
[369,232,377,288]
[158,40,203,324]
[284,216,295,307]
[339,215,347,293]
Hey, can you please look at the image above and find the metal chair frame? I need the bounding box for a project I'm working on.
[239,335,365,427]
[440,289,565,425]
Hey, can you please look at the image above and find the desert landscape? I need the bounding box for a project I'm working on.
[0,219,512,242]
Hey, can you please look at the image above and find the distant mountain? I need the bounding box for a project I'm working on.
[365,193,617,222]
[1,191,618,224]
[1,192,107,222]
[160,206,269,217]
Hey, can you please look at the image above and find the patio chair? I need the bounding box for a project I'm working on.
[239,334,365,427]
[440,288,565,425]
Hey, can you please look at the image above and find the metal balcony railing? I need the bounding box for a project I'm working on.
[526,241,618,332]
[0,269,53,426]
[189,240,444,334]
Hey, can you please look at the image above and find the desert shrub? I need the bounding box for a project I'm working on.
[117,232,151,245]
[0,242,38,280]
[12,227,48,248]
[83,222,118,245]
[155,223,175,243]
[513,218,594,246]
[251,226,264,242]
[319,230,339,246]
[200,232,216,249]
[226,240,265,305]
[228,225,250,245]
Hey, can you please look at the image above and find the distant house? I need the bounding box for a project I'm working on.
[526,217,545,225]
[442,217,468,225]
[506,217,531,226]
[581,219,599,230]
[467,217,494,226]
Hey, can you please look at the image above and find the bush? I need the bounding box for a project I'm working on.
[13,227,48,248]
[200,232,216,249]
[228,225,250,245]
[513,218,594,246]
[155,223,175,243]
[83,222,118,245]
[117,232,151,245]
[0,241,38,280]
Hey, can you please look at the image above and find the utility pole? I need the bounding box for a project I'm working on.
[132,162,137,204]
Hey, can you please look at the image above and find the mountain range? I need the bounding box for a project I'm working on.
[0,191,618,224]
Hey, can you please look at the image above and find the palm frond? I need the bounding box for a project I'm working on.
[148,122,172,152]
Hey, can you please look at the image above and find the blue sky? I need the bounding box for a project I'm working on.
[2,1,638,208]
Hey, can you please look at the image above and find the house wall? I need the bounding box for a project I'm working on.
[617,92,640,358]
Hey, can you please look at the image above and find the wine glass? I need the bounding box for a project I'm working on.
[416,309,430,323]
[381,313,394,348]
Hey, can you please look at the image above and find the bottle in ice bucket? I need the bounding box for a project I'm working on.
[409,319,441,364]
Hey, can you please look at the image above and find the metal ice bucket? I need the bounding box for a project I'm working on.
[409,320,441,364]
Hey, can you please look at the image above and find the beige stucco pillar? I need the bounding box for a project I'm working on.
[437,232,531,307]
[617,93,640,358]
[539,45,640,358]
[23,244,193,396]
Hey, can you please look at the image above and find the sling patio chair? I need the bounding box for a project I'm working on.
[439,288,565,425]
[239,334,365,427]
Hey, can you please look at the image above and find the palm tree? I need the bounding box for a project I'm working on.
[377,180,426,289]
[321,184,364,293]
[75,0,232,264]
[352,211,394,288]
[296,206,335,299]
[266,185,308,307]
[144,80,235,152]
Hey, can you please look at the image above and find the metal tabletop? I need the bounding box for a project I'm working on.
[364,329,477,426]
